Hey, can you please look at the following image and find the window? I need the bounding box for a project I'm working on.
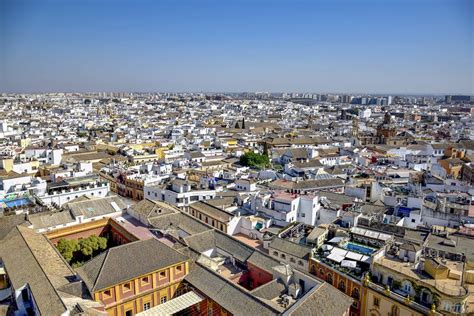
[142,276,149,284]
[443,302,451,311]
[159,271,167,279]
[144,302,151,311]
[125,310,132,316]
[176,265,183,272]
[391,305,400,316]
[290,257,296,263]
[352,288,360,300]
[281,253,286,259]
[327,273,333,285]
[338,280,346,292]
[454,303,462,313]
[298,260,304,266]
[161,296,167,304]
[420,289,431,303]
[123,282,132,292]
[273,251,279,256]
[403,281,412,294]
[103,290,112,299]
[373,297,380,307]
[21,288,29,301]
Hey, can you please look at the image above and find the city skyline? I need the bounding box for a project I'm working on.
[1,0,472,94]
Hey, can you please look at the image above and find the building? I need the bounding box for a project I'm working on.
[250,191,321,226]
[269,237,312,271]
[187,201,240,234]
[0,226,107,316]
[76,238,191,316]
[144,179,217,208]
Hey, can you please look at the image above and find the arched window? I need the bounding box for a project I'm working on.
[352,288,360,300]
[327,273,333,285]
[273,251,278,257]
[454,303,462,313]
[391,305,400,316]
[338,280,346,292]
[402,280,412,294]
[310,265,317,275]
[319,268,324,277]
[420,289,432,304]
[443,302,451,312]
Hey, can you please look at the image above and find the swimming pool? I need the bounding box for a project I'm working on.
[342,242,376,255]
[1,198,30,208]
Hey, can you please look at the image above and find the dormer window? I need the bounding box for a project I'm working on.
[123,282,132,292]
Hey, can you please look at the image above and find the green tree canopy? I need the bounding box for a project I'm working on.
[239,152,270,169]
[56,235,109,262]
[79,238,94,258]
[56,238,79,263]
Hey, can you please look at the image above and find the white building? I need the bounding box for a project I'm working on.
[144,179,218,208]
[251,191,320,226]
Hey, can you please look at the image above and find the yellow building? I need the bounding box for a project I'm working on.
[438,158,464,179]
[187,201,233,233]
[128,142,157,151]
[364,282,428,316]
[20,138,31,148]
[77,238,191,316]
[154,147,166,159]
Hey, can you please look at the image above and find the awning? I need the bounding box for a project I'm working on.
[341,260,357,269]
[345,251,363,261]
[326,253,345,263]
[328,237,344,244]
[137,291,204,316]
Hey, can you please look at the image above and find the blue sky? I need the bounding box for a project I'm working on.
[0,0,472,94]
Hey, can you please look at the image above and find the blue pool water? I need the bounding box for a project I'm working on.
[1,198,30,208]
[343,242,375,255]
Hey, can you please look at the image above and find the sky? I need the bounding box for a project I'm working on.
[0,0,472,94]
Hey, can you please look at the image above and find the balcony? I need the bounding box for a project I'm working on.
[365,281,441,315]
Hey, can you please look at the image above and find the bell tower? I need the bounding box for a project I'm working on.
[352,117,359,138]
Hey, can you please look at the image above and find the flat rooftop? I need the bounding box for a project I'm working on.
[374,256,469,297]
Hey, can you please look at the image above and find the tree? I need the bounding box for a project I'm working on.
[88,235,107,252]
[79,238,94,258]
[97,236,108,250]
[239,152,270,169]
[56,235,109,263]
[56,239,78,263]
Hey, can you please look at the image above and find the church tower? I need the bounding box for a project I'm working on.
[352,117,359,138]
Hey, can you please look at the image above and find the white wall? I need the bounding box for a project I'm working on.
[39,183,109,207]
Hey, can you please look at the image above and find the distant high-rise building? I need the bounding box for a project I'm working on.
[341,95,352,103]
[445,95,471,104]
